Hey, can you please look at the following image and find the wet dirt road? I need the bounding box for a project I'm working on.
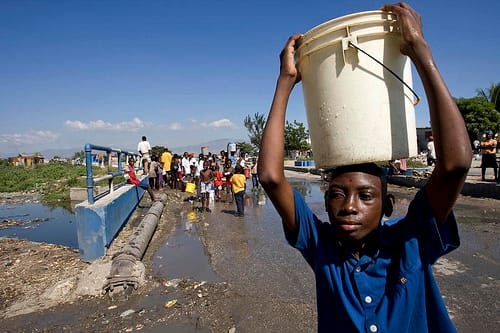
[3,171,499,332]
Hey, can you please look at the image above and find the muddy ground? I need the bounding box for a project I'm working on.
[0,189,242,333]
[1,174,499,332]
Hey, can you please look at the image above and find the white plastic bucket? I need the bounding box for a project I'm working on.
[227,142,237,153]
[295,10,418,168]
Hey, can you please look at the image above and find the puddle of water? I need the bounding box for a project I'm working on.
[151,182,325,286]
[0,202,78,248]
[152,209,221,282]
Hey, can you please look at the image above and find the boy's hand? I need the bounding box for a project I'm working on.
[279,34,302,84]
[381,3,427,59]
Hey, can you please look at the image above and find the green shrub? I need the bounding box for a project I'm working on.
[0,163,126,203]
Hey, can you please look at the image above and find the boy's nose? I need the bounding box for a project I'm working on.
[341,195,358,214]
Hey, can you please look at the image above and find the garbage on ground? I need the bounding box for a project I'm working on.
[162,278,182,288]
[164,299,177,308]
[120,309,135,317]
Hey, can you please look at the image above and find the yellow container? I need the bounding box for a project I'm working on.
[185,182,196,194]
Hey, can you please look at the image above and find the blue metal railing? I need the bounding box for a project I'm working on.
[84,143,140,204]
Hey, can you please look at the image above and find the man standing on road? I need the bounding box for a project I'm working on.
[427,136,436,166]
[137,136,152,174]
[480,130,498,181]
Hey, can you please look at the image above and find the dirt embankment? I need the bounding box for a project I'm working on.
[0,237,87,315]
[1,189,238,332]
[0,191,89,317]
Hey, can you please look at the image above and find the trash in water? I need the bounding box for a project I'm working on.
[184,280,207,290]
[162,278,182,288]
[164,299,177,308]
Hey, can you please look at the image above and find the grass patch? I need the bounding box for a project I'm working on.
[0,163,125,203]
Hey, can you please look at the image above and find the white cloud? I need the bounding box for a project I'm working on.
[64,117,147,131]
[63,117,238,135]
[0,130,59,145]
[200,118,238,129]
[166,122,183,130]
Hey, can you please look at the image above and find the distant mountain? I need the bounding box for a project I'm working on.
[0,138,246,160]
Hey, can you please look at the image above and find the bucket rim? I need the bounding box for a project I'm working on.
[296,10,397,50]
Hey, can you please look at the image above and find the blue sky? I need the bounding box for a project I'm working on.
[1,0,498,156]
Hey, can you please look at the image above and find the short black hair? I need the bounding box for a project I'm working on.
[328,163,383,179]
[327,163,387,197]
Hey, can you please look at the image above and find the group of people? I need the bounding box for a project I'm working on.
[128,136,260,216]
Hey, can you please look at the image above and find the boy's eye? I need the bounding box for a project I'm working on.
[328,191,345,199]
[359,192,374,201]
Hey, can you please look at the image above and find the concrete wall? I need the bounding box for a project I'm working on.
[76,181,146,261]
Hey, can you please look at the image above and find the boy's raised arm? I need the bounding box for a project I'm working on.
[382,3,471,223]
[258,34,302,235]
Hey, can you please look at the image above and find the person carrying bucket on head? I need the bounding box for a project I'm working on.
[258,3,471,332]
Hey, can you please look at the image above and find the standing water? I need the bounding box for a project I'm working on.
[152,209,221,282]
[0,201,78,248]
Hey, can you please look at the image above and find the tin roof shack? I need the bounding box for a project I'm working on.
[8,154,45,168]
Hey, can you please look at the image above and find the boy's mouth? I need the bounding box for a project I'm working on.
[338,223,361,232]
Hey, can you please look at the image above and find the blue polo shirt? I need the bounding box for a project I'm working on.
[287,189,459,333]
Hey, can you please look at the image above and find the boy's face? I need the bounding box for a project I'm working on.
[325,171,383,243]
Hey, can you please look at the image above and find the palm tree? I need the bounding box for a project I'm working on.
[476,82,500,111]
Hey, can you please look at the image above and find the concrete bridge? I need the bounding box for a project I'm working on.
[75,143,157,262]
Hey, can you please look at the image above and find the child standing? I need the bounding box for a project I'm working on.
[258,3,471,332]
[213,165,223,201]
[199,160,214,212]
[148,155,159,190]
[251,157,259,189]
[230,165,247,217]
[223,158,234,203]
[170,154,179,190]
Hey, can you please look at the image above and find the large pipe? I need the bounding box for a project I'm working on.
[103,193,167,293]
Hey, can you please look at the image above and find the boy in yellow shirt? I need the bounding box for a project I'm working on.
[230,165,247,217]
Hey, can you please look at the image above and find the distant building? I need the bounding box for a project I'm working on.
[8,154,45,167]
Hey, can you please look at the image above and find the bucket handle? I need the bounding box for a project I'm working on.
[347,40,420,106]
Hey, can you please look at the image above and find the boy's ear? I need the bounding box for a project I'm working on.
[384,194,395,217]
[324,190,329,212]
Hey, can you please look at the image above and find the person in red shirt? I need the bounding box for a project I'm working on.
[213,165,223,201]
[126,156,156,201]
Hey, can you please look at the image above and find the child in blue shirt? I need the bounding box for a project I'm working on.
[258,3,471,332]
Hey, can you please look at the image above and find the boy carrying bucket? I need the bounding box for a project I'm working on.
[258,3,471,332]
